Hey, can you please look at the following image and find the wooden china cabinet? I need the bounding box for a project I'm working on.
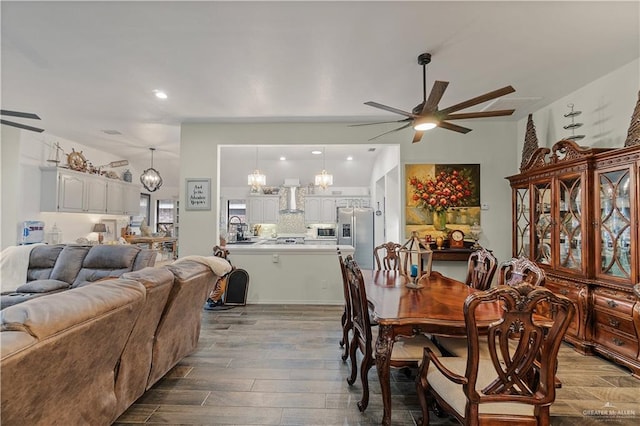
[507,136,640,378]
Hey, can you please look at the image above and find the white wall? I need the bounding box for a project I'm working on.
[516,58,640,155]
[1,130,144,248]
[180,121,517,283]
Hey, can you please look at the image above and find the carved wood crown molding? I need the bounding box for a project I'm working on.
[624,90,640,147]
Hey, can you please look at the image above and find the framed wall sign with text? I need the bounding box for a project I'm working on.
[185,178,211,210]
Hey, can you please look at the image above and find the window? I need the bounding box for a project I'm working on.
[157,199,175,235]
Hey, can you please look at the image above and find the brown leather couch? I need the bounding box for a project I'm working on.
[0,259,226,425]
[1,244,156,309]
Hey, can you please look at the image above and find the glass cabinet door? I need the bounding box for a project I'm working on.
[533,181,553,265]
[514,187,531,257]
[596,167,632,281]
[557,175,583,271]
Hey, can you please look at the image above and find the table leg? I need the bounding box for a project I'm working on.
[375,324,395,426]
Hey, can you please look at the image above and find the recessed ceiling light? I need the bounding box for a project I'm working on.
[102,129,122,135]
[347,156,353,161]
[153,90,168,99]
[311,150,322,155]
[280,156,286,161]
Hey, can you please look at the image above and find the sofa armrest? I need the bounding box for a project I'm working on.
[15,279,70,293]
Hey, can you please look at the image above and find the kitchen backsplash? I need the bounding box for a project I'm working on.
[277,212,306,233]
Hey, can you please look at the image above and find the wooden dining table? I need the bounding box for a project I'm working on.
[361,269,502,426]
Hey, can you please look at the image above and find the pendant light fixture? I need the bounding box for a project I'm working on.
[314,147,333,189]
[247,147,266,193]
[140,147,163,192]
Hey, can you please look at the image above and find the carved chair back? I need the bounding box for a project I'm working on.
[498,256,545,287]
[417,283,575,425]
[465,248,497,290]
[337,249,352,361]
[374,242,402,270]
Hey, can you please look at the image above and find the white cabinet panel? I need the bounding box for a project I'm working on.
[305,196,336,223]
[41,167,138,215]
[248,196,279,224]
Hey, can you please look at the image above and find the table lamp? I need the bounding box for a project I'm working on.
[92,223,107,244]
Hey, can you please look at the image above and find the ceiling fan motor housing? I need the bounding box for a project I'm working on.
[417,53,431,65]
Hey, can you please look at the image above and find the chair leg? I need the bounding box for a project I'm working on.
[346,332,359,386]
[357,351,373,412]
[339,309,346,347]
[415,354,431,426]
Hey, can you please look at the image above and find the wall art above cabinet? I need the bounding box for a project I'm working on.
[40,167,140,215]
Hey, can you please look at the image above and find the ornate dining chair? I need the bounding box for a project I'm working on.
[434,248,498,356]
[416,283,575,426]
[374,241,402,270]
[465,247,498,290]
[337,248,352,362]
[343,255,440,412]
[498,256,545,287]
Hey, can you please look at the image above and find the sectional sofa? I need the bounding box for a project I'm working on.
[0,256,232,425]
[1,244,156,309]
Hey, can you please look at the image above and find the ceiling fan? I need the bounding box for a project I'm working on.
[354,53,515,143]
[1,109,44,133]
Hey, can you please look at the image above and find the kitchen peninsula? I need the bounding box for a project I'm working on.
[224,242,354,304]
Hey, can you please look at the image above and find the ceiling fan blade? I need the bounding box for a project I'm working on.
[364,101,415,118]
[421,81,449,114]
[1,110,41,120]
[438,121,472,134]
[445,109,515,120]
[1,119,44,133]
[349,118,411,127]
[412,131,424,143]
[439,85,515,115]
[369,122,413,141]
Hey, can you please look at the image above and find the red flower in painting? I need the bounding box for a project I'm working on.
[409,168,476,212]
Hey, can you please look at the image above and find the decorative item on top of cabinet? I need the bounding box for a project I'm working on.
[624,90,639,147]
[563,103,585,141]
[507,115,640,377]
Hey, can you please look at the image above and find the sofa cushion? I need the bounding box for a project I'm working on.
[71,245,141,287]
[26,245,65,282]
[49,245,91,284]
[16,279,70,293]
[132,249,157,270]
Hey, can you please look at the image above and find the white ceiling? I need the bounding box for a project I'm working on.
[2,1,639,187]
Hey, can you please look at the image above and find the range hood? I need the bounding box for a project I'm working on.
[280,178,304,213]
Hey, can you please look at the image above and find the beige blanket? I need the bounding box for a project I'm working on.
[1,244,44,293]
[173,255,232,277]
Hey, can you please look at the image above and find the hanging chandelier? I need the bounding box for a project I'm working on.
[247,147,266,192]
[140,147,163,192]
[314,147,333,189]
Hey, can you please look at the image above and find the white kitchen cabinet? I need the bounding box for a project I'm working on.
[106,180,124,214]
[41,167,140,215]
[248,195,279,224]
[108,180,141,215]
[305,196,336,223]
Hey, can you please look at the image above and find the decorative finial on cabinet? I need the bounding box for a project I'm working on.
[624,91,640,147]
[520,114,539,171]
[520,114,550,172]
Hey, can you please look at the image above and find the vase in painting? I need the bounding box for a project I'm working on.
[433,210,447,231]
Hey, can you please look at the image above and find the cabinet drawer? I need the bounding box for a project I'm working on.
[543,280,580,333]
[593,288,635,315]
[593,308,637,337]
[593,324,639,359]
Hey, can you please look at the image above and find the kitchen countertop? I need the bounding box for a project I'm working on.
[223,242,352,254]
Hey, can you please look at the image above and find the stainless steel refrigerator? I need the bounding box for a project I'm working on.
[337,207,374,269]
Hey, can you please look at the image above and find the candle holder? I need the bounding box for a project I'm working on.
[469,222,482,249]
[435,235,445,250]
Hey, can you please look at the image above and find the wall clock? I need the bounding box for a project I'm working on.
[450,229,465,248]
[67,149,87,171]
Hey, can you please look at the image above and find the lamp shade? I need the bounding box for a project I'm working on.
[92,223,107,233]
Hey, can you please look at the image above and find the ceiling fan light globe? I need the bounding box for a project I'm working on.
[414,121,438,131]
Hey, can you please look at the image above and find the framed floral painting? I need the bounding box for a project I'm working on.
[405,163,481,239]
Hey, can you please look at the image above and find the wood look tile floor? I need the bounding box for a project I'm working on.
[116,305,639,425]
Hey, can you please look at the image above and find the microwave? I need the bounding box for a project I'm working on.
[316,227,336,238]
